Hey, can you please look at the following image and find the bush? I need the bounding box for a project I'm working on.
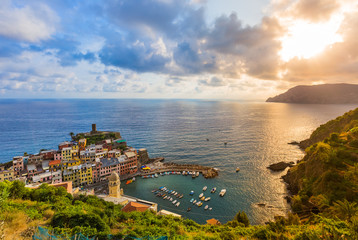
[234,211,250,227]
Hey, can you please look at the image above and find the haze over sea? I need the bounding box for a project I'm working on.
[0,99,356,224]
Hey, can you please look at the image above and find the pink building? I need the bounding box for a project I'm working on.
[54,151,62,161]
[13,156,24,176]
[99,158,120,181]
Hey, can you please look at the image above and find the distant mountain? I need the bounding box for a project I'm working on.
[266,83,358,104]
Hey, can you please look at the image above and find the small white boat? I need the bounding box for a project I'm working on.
[199,193,204,198]
[190,198,194,202]
[196,172,199,177]
[154,173,158,178]
[193,200,197,204]
[204,197,211,201]
[192,172,196,178]
[209,207,212,211]
[132,177,136,181]
[176,202,180,207]
[172,200,177,204]
[203,186,207,191]
[204,205,209,210]
[163,196,167,199]
[170,197,173,201]
[219,189,227,197]
[174,192,178,196]
[182,171,185,175]
[211,187,216,193]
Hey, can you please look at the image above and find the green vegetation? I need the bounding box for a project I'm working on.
[1,180,358,239]
[75,133,118,145]
[285,107,358,224]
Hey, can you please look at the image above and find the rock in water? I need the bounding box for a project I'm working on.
[267,162,293,171]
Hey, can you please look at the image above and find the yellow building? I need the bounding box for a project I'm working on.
[63,166,81,187]
[79,138,87,150]
[61,159,81,171]
[0,169,14,182]
[71,144,79,158]
[80,163,93,186]
[61,147,72,161]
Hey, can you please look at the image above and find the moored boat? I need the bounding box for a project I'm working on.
[196,172,199,177]
[219,189,227,197]
[203,186,207,191]
[204,205,209,210]
[172,200,177,204]
[211,187,216,193]
[193,200,197,204]
[209,207,212,211]
[236,167,240,172]
[190,198,194,203]
[204,197,211,201]
[200,196,205,201]
[190,190,194,195]
[175,202,180,207]
[199,193,204,198]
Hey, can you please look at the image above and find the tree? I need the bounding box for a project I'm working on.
[331,199,358,222]
[69,132,75,140]
[9,180,27,199]
[234,211,250,227]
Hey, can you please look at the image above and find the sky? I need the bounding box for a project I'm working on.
[0,0,357,100]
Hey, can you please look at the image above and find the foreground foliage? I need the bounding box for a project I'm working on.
[1,181,358,239]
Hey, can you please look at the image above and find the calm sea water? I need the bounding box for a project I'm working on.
[0,99,356,224]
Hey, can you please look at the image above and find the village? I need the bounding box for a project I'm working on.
[0,124,142,188]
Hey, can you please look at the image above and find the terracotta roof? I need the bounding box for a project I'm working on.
[206,218,221,225]
[122,201,150,213]
[49,160,61,166]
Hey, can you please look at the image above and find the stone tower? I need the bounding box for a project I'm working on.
[108,172,121,198]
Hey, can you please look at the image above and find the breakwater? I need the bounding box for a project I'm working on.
[141,162,219,178]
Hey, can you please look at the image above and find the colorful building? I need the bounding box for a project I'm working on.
[100,158,121,180]
[119,152,138,175]
[13,156,24,176]
[49,160,62,172]
[61,147,72,161]
[0,168,14,182]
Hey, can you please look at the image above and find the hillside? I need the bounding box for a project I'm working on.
[283,107,358,222]
[266,83,358,104]
[0,181,357,239]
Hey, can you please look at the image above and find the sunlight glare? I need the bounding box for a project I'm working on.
[279,18,343,62]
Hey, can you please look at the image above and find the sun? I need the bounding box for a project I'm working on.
[279,17,343,62]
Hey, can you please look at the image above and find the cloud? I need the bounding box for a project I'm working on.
[282,10,358,83]
[199,76,226,87]
[0,0,59,42]
[292,0,340,22]
[99,35,171,72]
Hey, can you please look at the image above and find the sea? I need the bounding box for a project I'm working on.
[0,99,356,225]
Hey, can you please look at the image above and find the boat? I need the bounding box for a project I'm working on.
[236,167,240,172]
[203,186,207,191]
[172,200,177,204]
[204,197,211,201]
[163,196,167,199]
[197,201,203,207]
[189,190,194,195]
[190,198,194,203]
[196,172,199,177]
[209,207,212,210]
[200,196,205,201]
[199,193,204,198]
[132,177,136,181]
[192,172,196,178]
[182,171,185,175]
[175,202,180,207]
[211,187,216,193]
[219,189,227,197]
[204,205,209,210]
[126,179,132,184]
[174,192,178,196]
[187,207,191,212]
[170,197,173,201]
[154,173,158,178]
[179,194,183,199]
[193,200,197,204]
[151,189,157,193]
